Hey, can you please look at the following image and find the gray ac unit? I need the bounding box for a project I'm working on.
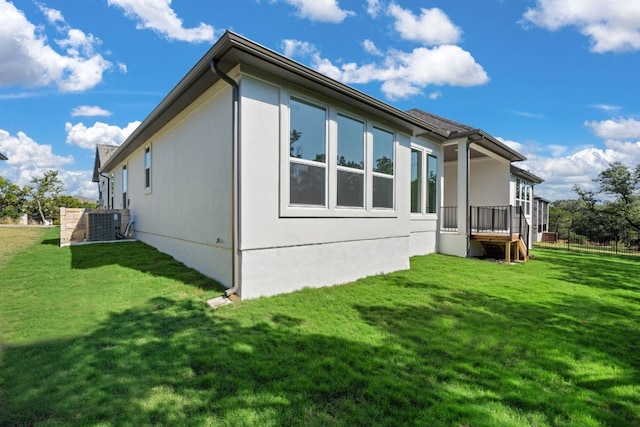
[87,212,121,241]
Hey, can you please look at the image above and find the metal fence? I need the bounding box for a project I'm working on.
[534,229,640,257]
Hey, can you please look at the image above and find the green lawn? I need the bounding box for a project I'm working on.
[1,227,639,426]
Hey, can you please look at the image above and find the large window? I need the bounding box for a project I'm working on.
[515,178,531,215]
[411,147,438,215]
[284,94,397,216]
[337,114,365,208]
[144,146,151,190]
[372,127,394,209]
[289,98,327,206]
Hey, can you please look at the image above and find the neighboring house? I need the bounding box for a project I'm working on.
[92,144,119,208]
[533,196,551,242]
[0,153,7,160]
[98,31,544,299]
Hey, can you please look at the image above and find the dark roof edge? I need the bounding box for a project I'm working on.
[102,31,451,172]
[0,152,7,161]
[511,165,544,184]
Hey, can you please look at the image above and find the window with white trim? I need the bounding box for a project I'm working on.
[289,97,327,206]
[515,178,531,215]
[144,146,151,190]
[410,147,438,215]
[372,127,394,209]
[110,172,114,209]
[122,164,127,208]
[284,94,397,216]
[337,114,365,208]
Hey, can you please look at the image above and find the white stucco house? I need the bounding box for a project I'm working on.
[97,31,544,299]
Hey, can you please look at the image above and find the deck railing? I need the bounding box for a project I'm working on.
[440,206,458,232]
[470,205,530,254]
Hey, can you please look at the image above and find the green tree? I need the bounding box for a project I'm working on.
[595,162,640,233]
[27,170,64,224]
[0,176,27,220]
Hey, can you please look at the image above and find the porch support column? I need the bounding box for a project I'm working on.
[456,138,469,246]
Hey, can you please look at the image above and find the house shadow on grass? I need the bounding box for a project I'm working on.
[3,288,639,425]
[0,297,473,426]
[69,240,224,292]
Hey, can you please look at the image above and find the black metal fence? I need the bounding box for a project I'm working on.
[534,229,640,257]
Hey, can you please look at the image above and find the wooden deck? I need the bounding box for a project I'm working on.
[471,233,529,262]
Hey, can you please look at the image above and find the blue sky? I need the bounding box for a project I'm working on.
[1,0,640,201]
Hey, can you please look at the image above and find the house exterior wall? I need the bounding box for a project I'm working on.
[237,72,412,299]
[469,158,511,206]
[107,82,234,287]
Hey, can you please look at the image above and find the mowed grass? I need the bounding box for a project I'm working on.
[1,227,639,426]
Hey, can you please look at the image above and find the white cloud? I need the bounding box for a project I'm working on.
[591,103,621,112]
[585,117,640,140]
[71,105,113,117]
[0,128,73,188]
[388,3,461,45]
[496,137,523,153]
[117,62,128,73]
[283,37,488,100]
[275,0,355,23]
[0,1,111,91]
[522,0,640,53]
[366,0,382,18]
[314,45,488,100]
[510,110,546,119]
[57,169,97,198]
[496,125,640,201]
[0,128,102,198]
[107,0,215,42]
[37,3,64,26]
[363,39,383,56]
[65,121,141,149]
[429,91,442,100]
[282,39,317,58]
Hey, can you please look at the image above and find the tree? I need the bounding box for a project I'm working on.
[0,176,27,220]
[27,170,64,224]
[595,162,640,233]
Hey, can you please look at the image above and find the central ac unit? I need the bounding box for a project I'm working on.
[87,212,121,241]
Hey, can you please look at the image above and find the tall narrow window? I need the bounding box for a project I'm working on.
[427,154,438,213]
[337,114,365,207]
[122,164,127,208]
[410,149,422,213]
[515,178,531,215]
[110,172,114,209]
[289,98,327,206]
[372,127,394,209]
[144,146,151,189]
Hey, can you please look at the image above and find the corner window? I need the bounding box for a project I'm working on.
[289,97,327,206]
[372,127,394,209]
[427,154,437,213]
[411,146,438,215]
[144,146,151,190]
